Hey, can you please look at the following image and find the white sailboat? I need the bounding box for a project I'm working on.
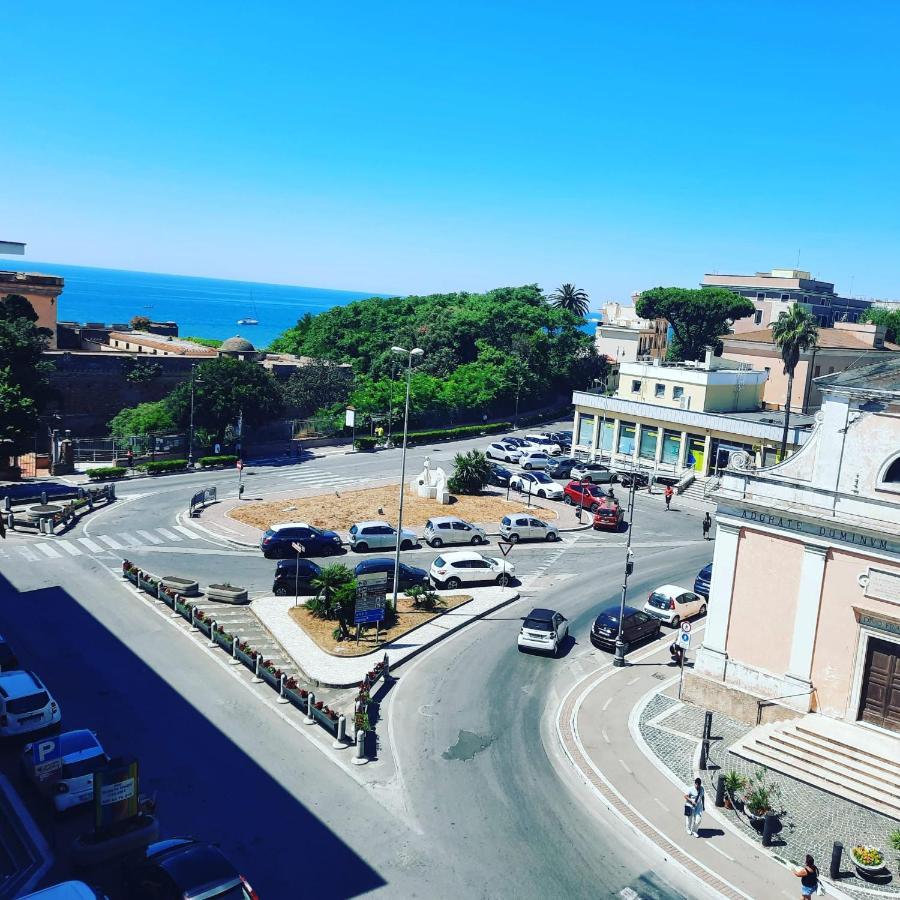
[237,291,259,326]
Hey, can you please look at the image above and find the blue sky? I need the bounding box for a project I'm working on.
[3,1,899,303]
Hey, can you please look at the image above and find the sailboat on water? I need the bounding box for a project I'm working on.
[237,291,259,326]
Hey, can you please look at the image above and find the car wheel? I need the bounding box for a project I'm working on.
[446,577,462,590]
[524,464,532,470]
[470,535,482,545]
[670,615,681,628]
[538,489,546,498]
[355,542,368,552]
[508,533,519,543]
[699,603,707,617]
[431,537,443,548]
[400,540,413,551]
[274,586,289,596]
[564,495,573,505]
[590,502,599,513]
[496,573,510,586]
[545,531,558,541]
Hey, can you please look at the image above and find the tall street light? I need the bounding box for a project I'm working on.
[612,477,638,668]
[391,345,423,606]
[188,365,202,468]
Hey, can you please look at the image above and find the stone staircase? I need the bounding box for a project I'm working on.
[677,474,717,505]
[729,714,900,820]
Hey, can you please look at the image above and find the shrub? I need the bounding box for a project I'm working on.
[197,455,239,468]
[405,422,510,446]
[86,466,127,481]
[140,459,188,474]
[406,585,446,611]
[354,437,377,451]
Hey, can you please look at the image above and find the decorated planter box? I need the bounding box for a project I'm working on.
[206,584,249,604]
[235,646,257,670]
[161,575,199,597]
[213,629,233,652]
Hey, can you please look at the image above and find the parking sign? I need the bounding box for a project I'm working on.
[678,629,692,650]
[32,738,63,783]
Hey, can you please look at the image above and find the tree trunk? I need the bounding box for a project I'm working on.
[779,369,795,460]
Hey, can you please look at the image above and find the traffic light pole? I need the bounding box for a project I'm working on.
[613,478,638,668]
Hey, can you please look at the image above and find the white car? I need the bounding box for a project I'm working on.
[429,551,514,589]
[22,729,109,812]
[349,520,417,552]
[499,513,560,543]
[423,516,488,547]
[509,471,564,500]
[643,584,707,627]
[518,607,569,656]
[0,671,61,737]
[523,435,562,456]
[486,442,521,463]
[519,450,552,470]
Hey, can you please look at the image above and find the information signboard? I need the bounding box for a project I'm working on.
[93,758,139,831]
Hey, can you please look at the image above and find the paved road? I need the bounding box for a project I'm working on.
[1,427,719,897]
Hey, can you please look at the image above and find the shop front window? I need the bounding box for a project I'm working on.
[639,426,658,460]
[661,430,681,465]
[600,420,614,451]
[577,415,595,447]
[617,422,636,455]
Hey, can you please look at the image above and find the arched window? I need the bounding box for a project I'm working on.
[883,456,900,484]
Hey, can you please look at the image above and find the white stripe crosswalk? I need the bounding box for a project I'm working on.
[36,544,62,559]
[137,530,163,544]
[58,541,82,556]
[172,525,202,540]
[270,468,370,488]
[155,528,181,541]
[98,535,123,549]
[78,537,103,552]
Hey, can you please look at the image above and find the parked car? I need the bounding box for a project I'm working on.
[545,457,581,479]
[0,671,61,737]
[517,608,569,656]
[501,436,529,449]
[349,520,417,552]
[0,633,19,671]
[486,442,521,463]
[21,882,108,899]
[487,462,512,487]
[643,584,707,627]
[272,558,322,596]
[423,516,487,547]
[563,480,611,510]
[616,469,650,489]
[499,514,560,543]
[523,434,562,455]
[354,558,429,591]
[509,471,564,500]
[125,838,257,900]
[592,497,623,530]
[570,461,616,483]
[519,450,552,470]
[429,551,514,589]
[260,522,342,558]
[590,605,661,651]
[22,729,109,812]
[694,563,712,597]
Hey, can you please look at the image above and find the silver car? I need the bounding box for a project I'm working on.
[499,514,560,543]
[349,520,418,552]
[423,516,488,548]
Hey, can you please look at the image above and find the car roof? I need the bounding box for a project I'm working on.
[526,607,557,620]
[356,558,395,569]
[355,520,392,528]
[275,557,320,568]
[427,516,465,525]
[434,550,486,562]
[20,882,103,899]
[652,584,692,596]
[149,839,238,888]
[596,605,642,621]
[56,729,103,757]
[0,670,43,697]
[271,521,312,530]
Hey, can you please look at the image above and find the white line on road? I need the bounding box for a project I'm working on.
[626,677,639,686]
[118,532,142,547]
[601,729,610,744]
[77,537,103,552]
[653,798,669,813]
[137,530,163,544]
[602,697,612,711]
[35,544,63,559]
[172,525,202,540]
[706,843,735,862]
[57,541,82,556]
[155,528,181,541]
[17,547,39,561]
[618,758,633,775]
[98,535,123,549]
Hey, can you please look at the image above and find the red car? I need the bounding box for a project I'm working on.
[592,497,623,530]
[563,480,610,511]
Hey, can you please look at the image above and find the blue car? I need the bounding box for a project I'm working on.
[261,522,343,558]
[694,562,712,597]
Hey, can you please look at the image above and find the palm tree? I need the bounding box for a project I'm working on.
[449,450,491,494]
[549,283,590,318]
[309,564,356,636]
[770,305,819,460]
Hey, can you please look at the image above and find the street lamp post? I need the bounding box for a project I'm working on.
[612,477,638,668]
[390,346,423,606]
[188,366,202,468]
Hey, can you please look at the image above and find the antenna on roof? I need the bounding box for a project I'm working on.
[796,248,801,269]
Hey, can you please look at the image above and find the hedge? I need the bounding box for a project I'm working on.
[140,459,189,474]
[86,466,127,481]
[354,437,377,451]
[405,422,511,446]
[198,455,239,468]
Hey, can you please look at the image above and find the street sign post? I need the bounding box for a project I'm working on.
[31,737,63,784]
[497,541,514,558]
[355,573,387,644]
[291,542,306,605]
[677,627,692,699]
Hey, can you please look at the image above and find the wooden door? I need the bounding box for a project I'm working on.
[859,638,900,733]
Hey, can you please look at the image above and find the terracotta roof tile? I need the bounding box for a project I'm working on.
[723,327,900,351]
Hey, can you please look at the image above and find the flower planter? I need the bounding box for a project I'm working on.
[174,599,193,619]
[310,705,340,735]
[138,576,159,593]
[213,630,233,652]
[124,570,138,586]
[235,646,257,670]
[851,847,886,877]
[71,814,160,867]
[161,575,199,597]
[195,618,212,638]
[206,584,249,604]
[260,667,280,690]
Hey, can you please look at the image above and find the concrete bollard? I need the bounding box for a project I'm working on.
[189,607,200,632]
[277,673,289,704]
[109,483,116,500]
[714,773,725,808]
[383,653,390,681]
[230,637,242,665]
[169,592,182,619]
[206,619,217,648]
[351,727,367,765]
[304,692,316,724]
[41,491,48,505]
[829,841,843,880]
[155,583,165,603]
[2,496,9,511]
[252,655,264,683]
[761,812,778,847]
[6,511,14,531]
[333,715,347,749]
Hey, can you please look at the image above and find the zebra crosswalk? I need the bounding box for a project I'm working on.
[269,468,371,489]
[6,524,210,563]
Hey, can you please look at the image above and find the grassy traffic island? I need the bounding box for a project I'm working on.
[228,484,559,532]
[288,592,472,656]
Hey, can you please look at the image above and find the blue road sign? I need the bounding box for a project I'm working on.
[32,737,63,783]
[355,607,386,624]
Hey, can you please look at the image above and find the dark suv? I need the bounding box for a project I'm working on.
[354,558,429,591]
[694,562,712,597]
[590,605,661,651]
[273,558,323,596]
[260,522,342,558]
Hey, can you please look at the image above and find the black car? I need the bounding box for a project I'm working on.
[126,838,257,899]
[273,558,323,596]
[545,457,580,479]
[260,522,343,558]
[355,558,429,591]
[616,469,650,488]
[694,562,712,597]
[590,604,661,651]
[487,462,512,487]
[0,633,19,671]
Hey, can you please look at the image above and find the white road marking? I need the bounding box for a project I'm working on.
[35,544,63,559]
[78,537,103,552]
[57,541,83,556]
[653,798,669,812]
[626,677,639,686]
[98,535,123,549]
[118,532,142,547]
[172,525,202,540]
[602,697,612,711]
[618,758,633,775]
[137,530,163,544]
[707,843,735,862]
[17,547,39,561]
[619,887,641,899]
[601,729,610,744]
[155,528,181,541]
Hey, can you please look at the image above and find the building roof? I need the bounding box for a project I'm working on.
[220,335,256,353]
[722,326,900,352]
[108,330,217,356]
[815,357,900,396]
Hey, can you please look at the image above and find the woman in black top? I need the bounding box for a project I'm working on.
[795,854,819,897]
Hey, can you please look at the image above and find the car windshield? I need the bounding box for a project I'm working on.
[533,472,553,483]
[648,592,671,609]
[7,691,49,714]
[349,525,358,534]
[523,617,553,631]
[0,644,14,665]
[433,556,446,567]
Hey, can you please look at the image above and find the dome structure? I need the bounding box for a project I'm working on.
[219,335,256,355]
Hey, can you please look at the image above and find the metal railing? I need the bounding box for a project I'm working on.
[756,687,817,725]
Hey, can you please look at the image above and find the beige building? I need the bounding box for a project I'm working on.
[1,270,65,348]
[689,359,900,815]
[106,330,217,357]
[721,322,900,413]
[594,302,668,364]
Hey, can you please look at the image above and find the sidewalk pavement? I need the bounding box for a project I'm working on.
[253,586,519,687]
[557,636,854,900]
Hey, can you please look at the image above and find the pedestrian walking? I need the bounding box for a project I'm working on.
[702,512,712,540]
[794,854,820,897]
[664,484,674,510]
[125,448,134,469]
[683,777,705,836]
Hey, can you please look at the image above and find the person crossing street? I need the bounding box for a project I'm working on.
[664,484,674,510]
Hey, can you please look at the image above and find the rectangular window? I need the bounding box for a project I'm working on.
[577,416,594,447]
[631,379,641,393]
[754,310,763,325]
[600,420,614,451]
[654,383,665,398]
[661,430,681,464]
[672,386,684,400]
[639,426,659,460]
[756,292,765,301]
[617,422,636,455]
[781,293,790,301]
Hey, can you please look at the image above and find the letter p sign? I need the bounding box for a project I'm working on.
[37,740,57,763]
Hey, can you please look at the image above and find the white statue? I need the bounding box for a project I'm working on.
[414,456,450,504]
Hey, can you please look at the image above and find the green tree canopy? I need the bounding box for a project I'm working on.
[108,400,177,437]
[549,283,590,317]
[281,362,355,417]
[859,307,900,343]
[448,450,492,495]
[635,287,755,361]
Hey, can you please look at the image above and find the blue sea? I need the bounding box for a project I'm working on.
[9,261,385,348]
